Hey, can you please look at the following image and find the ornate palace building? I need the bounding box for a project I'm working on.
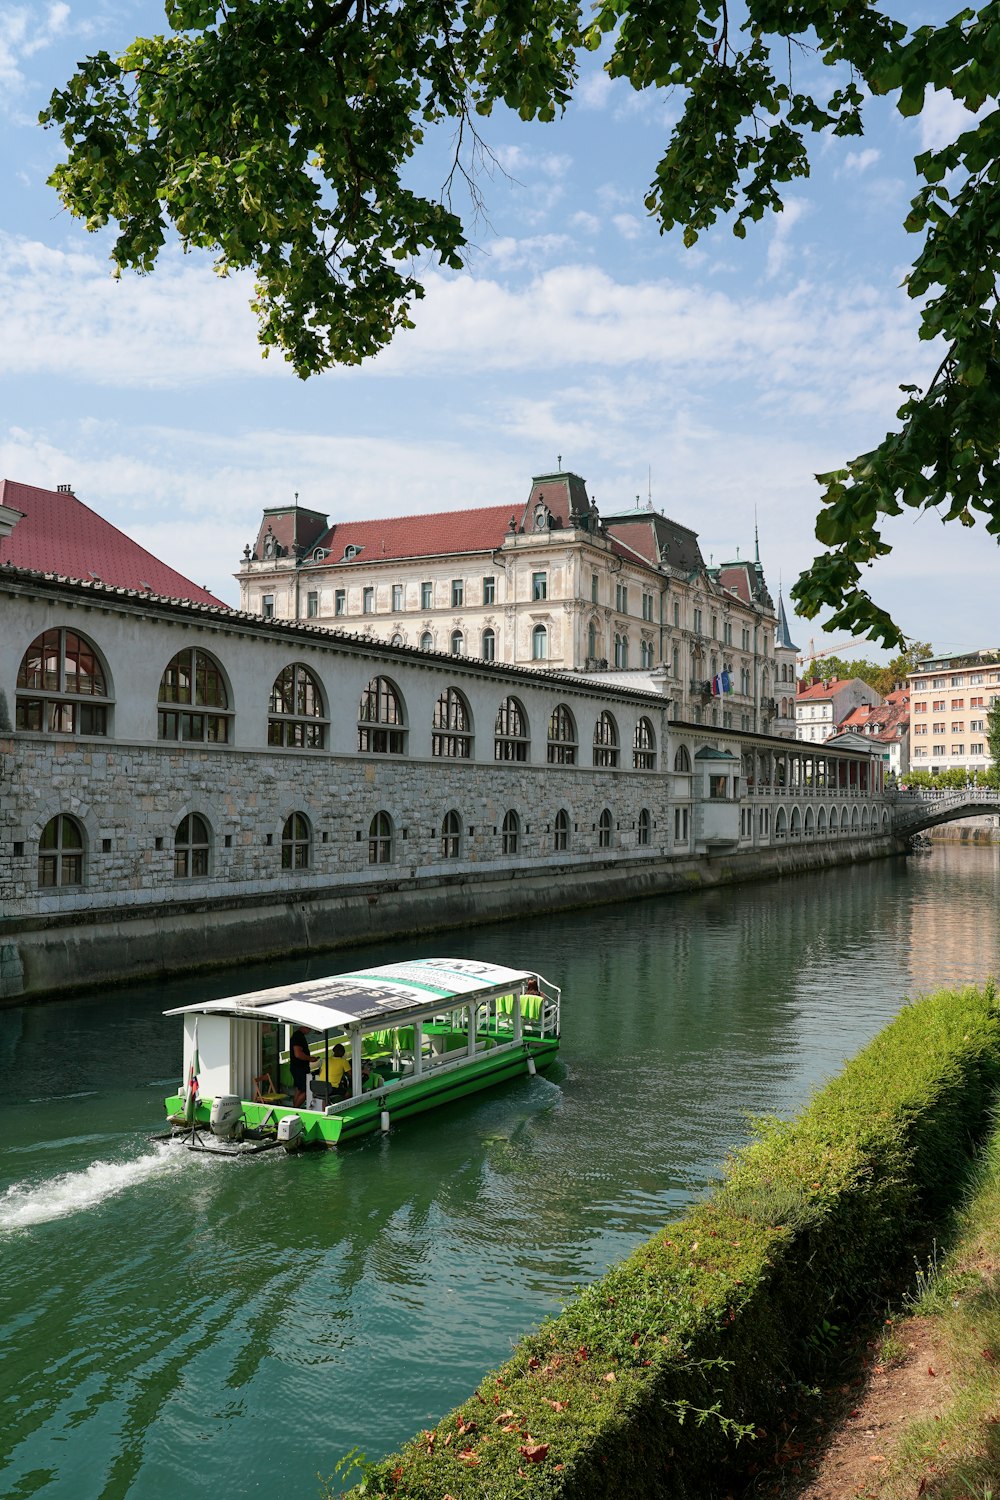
[238,468,797,737]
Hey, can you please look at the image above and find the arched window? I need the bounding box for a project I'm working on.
[38,813,84,887]
[598,808,613,848]
[481,628,496,662]
[640,640,653,668]
[593,711,619,768]
[547,704,577,765]
[672,646,680,677]
[633,717,656,770]
[432,687,472,758]
[17,629,111,736]
[441,809,462,859]
[614,633,623,668]
[587,621,597,660]
[451,630,465,656]
[158,649,231,743]
[368,811,393,863]
[420,631,433,651]
[554,808,570,852]
[673,745,691,773]
[532,624,548,661]
[495,698,529,761]
[268,663,327,748]
[174,813,210,879]
[502,809,520,855]
[281,812,311,870]
[358,677,405,754]
[619,636,630,668]
[638,808,651,846]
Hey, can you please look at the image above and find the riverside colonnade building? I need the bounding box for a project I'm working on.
[1,566,891,1003]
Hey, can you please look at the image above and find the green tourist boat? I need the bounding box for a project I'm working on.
[163,958,561,1153]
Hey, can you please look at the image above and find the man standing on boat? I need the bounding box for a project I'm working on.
[289,1026,313,1108]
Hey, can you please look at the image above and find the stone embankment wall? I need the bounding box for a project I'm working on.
[4,826,900,1003]
[929,815,1000,843]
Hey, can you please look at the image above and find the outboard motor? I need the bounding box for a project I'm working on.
[209,1094,244,1141]
[277,1114,304,1152]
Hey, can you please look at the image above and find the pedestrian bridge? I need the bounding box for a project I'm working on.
[889,787,1000,836]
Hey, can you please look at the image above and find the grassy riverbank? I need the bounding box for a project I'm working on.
[337,982,1000,1500]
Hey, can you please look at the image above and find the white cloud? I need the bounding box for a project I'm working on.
[0,2,70,98]
[612,213,644,241]
[0,229,927,428]
[0,232,277,384]
[766,199,809,278]
[919,88,983,152]
[578,70,614,111]
[570,211,601,235]
[842,147,880,174]
[483,234,572,269]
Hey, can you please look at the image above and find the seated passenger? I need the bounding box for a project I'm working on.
[314,1043,352,1098]
[360,1060,385,1092]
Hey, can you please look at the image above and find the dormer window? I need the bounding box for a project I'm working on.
[533,502,551,532]
[313,547,327,561]
[343,544,362,560]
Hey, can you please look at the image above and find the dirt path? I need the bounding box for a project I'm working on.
[751,1318,954,1500]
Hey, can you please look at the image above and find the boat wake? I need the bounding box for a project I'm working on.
[0,1144,192,1233]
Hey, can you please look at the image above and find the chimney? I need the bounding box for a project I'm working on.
[57,483,74,494]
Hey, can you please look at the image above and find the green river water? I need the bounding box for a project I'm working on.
[2,845,999,1498]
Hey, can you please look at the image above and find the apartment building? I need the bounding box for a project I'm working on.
[908,648,1000,775]
[239,467,797,735]
[795,676,884,744]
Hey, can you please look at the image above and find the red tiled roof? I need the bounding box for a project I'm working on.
[716,565,752,605]
[310,503,516,565]
[796,679,842,701]
[0,480,227,607]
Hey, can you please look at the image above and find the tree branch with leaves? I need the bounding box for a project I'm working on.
[41,1,1000,644]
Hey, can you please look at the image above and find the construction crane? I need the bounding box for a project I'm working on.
[796,637,867,668]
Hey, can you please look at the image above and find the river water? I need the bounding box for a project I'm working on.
[2,845,999,1498]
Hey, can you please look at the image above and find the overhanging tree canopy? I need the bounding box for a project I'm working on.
[41,1,1000,646]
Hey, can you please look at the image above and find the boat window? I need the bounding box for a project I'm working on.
[638,807,651,846]
[268,663,327,749]
[16,628,112,737]
[38,813,84,887]
[281,811,311,869]
[158,647,232,743]
[357,676,406,754]
[598,808,613,848]
[368,810,393,863]
[554,807,570,852]
[174,813,211,878]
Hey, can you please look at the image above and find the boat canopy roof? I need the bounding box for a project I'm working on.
[163,958,542,1031]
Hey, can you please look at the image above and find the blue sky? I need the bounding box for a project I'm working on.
[0,0,993,658]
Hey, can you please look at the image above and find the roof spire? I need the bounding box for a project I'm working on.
[557,453,562,471]
[754,507,760,564]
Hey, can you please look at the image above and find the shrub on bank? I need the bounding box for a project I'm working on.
[342,982,1000,1500]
